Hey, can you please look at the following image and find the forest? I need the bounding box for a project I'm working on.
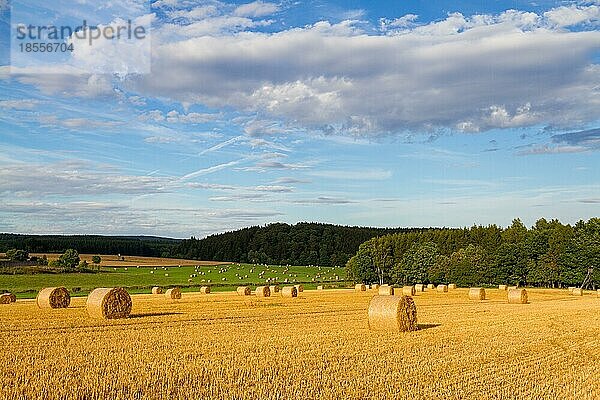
[346,218,600,288]
[0,234,177,257]
[170,222,420,266]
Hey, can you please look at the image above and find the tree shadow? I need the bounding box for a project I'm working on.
[128,312,183,319]
[417,323,441,331]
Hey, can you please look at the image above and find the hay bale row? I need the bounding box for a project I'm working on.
[379,285,393,296]
[498,284,507,291]
[152,287,163,295]
[468,287,486,301]
[37,287,70,309]
[437,284,448,293]
[368,295,417,332]
[165,287,181,300]
[269,285,280,293]
[294,284,304,293]
[237,286,251,296]
[415,284,424,292]
[355,283,366,292]
[281,286,298,298]
[200,286,210,294]
[86,287,132,319]
[508,288,528,304]
[255,286,270,297]
[371,284,380,290]
[317,285,324,290]
[448,283,457,290]
[427,284,435,290]
[402,286,415,296]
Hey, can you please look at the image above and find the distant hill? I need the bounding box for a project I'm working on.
[171,222,426,267]
[0,234,179,258]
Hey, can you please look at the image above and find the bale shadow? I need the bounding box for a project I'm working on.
[128,312,183,319]
[417,323,441,331]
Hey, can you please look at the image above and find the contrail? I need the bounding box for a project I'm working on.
[199,136,245,155]
[179,158,245,182]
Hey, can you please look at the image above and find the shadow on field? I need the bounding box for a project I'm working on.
[129,312,183,319]
[417,323,441,331]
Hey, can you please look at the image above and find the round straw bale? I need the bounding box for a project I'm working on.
[3,292,16,303]
[378,285,394,296]
[294,284,304,293]
[237,286,251,296]
[36,287,70,309]
[355,283,366,292]
[269,285,280,293]
[0,294,12,304]
[371,284,380,290]
[508,285,518,290]
[200,286,210,294]
[568,286,576,293]
[437,284,448,293]
[86,287,132,319]
[165,287,182,300]
[507,288,528,304]
[572,288,583,296]
[415,284,424,292]
[498,284,507,291]
[427,284,435,290]
[597,289,600,298]
[368,295,417,332]
[281,286,298,298]
[152,286,163,295]
[255,286,270,297]
[448,283,457,290]
[468,287,486,300]
[317,285,324,290]
[402,286,416,296]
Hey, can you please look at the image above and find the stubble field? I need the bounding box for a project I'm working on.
[1,287,599,399]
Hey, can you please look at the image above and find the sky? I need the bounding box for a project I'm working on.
[0,0,599,238]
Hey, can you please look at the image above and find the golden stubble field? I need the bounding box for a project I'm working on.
[1,288,599,399]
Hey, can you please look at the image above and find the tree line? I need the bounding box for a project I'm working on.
[171,222,423,266]
[0,234,178,257]
[346,218,599,288]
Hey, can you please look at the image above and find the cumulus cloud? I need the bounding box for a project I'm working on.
[5,6,600,136]
[130,12,600,135]
[233,1,279,18]
[544,4,600,27]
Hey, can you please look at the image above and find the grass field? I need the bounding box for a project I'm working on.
[0,262,347,298]
[27,253,227,267]
[1,287,599,399]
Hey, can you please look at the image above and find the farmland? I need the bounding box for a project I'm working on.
[0,259,346,298]
[1,287,599,399]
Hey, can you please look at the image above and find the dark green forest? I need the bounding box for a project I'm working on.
[346,218,600,288]
[170,222,421,266]
[0,234,177,257]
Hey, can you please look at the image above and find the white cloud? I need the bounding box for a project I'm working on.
[130,12,600,135]
[233,1,279,18]
[544,4,600,27]
[0,100,40,110]
[5,6,600,136]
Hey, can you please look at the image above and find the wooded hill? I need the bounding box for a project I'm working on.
[170,222,424,266]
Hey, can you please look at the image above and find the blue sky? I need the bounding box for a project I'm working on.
[0,0,599,238]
